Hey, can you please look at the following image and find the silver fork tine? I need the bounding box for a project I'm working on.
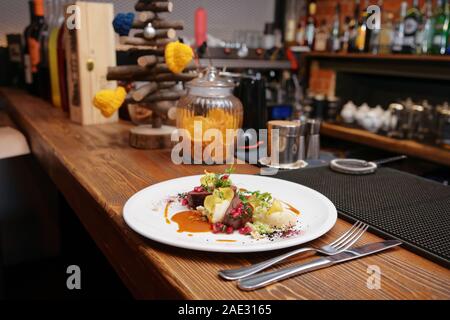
[328,221,362,247]
[334,224,369,251]
[330,221,363,248]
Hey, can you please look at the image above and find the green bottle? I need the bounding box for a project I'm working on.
[402,0,422,53]
[418,0,434,54]
[431,0,450,55]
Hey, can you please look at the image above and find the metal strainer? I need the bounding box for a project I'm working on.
[330,155,407,175]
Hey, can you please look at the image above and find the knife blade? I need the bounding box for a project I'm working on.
[238,240,402,291]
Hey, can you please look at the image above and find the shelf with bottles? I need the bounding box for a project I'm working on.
[302,51,450,62]
[290,0,450,61]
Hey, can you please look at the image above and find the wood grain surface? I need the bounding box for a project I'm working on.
[1,88,449,300]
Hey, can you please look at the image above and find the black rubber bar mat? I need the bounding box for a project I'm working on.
[273,167,450,268]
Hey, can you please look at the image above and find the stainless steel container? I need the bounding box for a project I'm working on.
[406,104,425,140]
[292,119,308,160]
[267,120,302,165]
[387,103,406,139]
[306,119,321,160]
[436,105,450,147]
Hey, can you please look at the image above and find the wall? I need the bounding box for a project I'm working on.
[0,0,275,47]
[309,0,428,96]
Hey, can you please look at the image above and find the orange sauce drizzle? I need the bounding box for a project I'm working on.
[164,201,171,224]
[171,210,211,233]
[282,201,300,215]
[216,239,237,243]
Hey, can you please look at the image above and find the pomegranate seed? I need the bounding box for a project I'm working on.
[226,226,234,234]
[212,223,224,234]
[181,199,188,206]
[239,226,252,235]
[221,175,229,180]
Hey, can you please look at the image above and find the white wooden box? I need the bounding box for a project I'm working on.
[65,1,118,125]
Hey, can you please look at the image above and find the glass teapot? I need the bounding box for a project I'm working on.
[176,67,243,163]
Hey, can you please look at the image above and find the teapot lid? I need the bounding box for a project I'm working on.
[187,67,235,89]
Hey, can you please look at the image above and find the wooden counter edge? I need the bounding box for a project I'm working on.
[0,88,197,299]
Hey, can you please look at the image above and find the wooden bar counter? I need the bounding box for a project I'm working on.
[1,88,449,300]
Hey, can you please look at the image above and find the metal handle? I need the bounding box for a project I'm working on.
[219,247,315,281]
[373,155,407,166]
[238,257,332,291]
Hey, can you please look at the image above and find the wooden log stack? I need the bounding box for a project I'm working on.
[109,0,198,149]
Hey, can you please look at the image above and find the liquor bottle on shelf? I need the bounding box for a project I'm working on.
[431,0,450,55]
[341,16,352,53]
[57,0,69,112]
[348,0,361,52]
[368,0,382,54]
[392,1,408,53]
[378,12,394,54]
[355,0,371,53]
[28,0,48,97]
[296,19,307,47]
[402,0,422,54]
[329,3,341,52]
[48,0,64,108]
[418,0,435,55]
[305,1,317,50]
[23,0,35,94]
[285,0,299,47]
[314,20,328,52]
[38,0,50,100]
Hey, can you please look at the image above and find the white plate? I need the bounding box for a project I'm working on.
[123,174,337,253]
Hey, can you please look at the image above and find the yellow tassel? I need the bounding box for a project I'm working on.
[165,41,194,74]
[93,87,127,118]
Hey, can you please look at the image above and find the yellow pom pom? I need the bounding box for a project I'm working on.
[93,87,127,118]
[165,41,194,74]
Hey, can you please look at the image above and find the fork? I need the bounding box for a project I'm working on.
[219,221,369,280]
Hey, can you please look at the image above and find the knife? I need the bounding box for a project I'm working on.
[238,240,402,291]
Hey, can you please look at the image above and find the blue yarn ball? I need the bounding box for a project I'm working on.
[113,13,135,36]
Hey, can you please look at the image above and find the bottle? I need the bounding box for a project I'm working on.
[341,16,352,53]
[28,0,48,97]
[314,20,329,52]
[194,7,207,48]
[378,12,394,54]
[329,3,341,52]
[38,0,51,100]
[48,0,64,108]
[296,19,307,46]
[285,0,299,46]
[431,0,450,55]
[348,0,361,52]
[418,0,435,54]
[57,0,69,112]
[263,23,276,50]
[392,1,408,53]
[402,0,422,53]
[369,0,384,54]
[23,0,35,94]
[305,1,317,49]
[356,0,371,53]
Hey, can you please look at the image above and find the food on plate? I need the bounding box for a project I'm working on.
[177,169,300,239]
